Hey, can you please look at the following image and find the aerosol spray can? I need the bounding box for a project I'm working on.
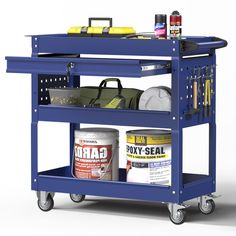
[170,11,182,39]
[154,14,167,39]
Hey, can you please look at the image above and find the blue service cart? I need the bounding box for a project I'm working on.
[6,34,227,224]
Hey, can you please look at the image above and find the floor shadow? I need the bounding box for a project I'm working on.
[187,202,236,226]
[55,198,168,220]
[54,197,236,226]
[54,182,236,226]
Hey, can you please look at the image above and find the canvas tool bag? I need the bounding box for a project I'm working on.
[79,78,143,109]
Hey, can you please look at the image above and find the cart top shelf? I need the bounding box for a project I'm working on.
[30,34,227,57]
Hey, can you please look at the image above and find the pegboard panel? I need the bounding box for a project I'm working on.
[38,74,68,105]
[179,56,216,124]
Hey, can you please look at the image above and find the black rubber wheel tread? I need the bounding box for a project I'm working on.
[169,209,186,225]
[198,199,215,215]
[70,194,85,203]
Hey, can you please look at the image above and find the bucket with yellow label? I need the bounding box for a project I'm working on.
[126,129,171,185]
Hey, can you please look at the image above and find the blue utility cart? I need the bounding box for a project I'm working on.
[6,34,227,224]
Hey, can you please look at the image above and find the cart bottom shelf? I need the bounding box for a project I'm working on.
[35,166,215,203]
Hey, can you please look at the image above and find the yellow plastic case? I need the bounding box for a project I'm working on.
[68,17,135,38]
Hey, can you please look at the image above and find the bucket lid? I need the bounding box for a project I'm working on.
[75,127,119,139]
[126,129,171,136]
[139,86,171,112]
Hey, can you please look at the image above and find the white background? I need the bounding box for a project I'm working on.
[0,0,236,235]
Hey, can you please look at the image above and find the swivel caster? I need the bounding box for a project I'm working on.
[198,196,215,215]
[169,209,186,225]
[70,194,85,203]
[37,191,54,212]
[168,203,189,225]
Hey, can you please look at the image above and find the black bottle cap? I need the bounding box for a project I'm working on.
[171,10,180,15]
[155,14,167,24]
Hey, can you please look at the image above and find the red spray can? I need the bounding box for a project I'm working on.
[170,11,182,39]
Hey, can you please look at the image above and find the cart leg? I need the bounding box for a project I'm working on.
[198,195,216,215]
[167,203,189,224]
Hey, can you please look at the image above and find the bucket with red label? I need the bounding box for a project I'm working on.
[74,128,119,181]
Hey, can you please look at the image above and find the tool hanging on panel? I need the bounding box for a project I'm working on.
[203,65,215,117]
[184,64,215,119]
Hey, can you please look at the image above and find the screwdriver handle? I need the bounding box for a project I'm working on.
[193,80,198,109]
[204,80,208,106]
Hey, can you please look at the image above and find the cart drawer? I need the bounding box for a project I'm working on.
[6,56,171,77]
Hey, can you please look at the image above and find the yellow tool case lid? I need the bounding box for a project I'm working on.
[68,17,135,38]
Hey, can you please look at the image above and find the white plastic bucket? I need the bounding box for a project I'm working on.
[74,128,119,181]
[126,129,171,185]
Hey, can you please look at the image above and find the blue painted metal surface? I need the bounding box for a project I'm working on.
[36,166,213,203]
[38,105,172,128]
[69,74,80,171]
[31,35,180,56]
[6,57,170,77]
[31,73,39,190]
[37,166,175,202]
[5,34,226,204]
[28,34,226,56]
[181,174,214,202]
[209,54,216,192]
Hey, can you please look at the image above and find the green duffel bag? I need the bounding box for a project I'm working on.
[79,78,143,109]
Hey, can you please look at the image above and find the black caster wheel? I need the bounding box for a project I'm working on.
[70,194,85,203]
[169,209,186,225]
[37,194,54,212]
[198,199,215,215]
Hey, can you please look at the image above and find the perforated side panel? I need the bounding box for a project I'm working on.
[179,56,215,120]
[183,65,209,112]
[38,74,68,105]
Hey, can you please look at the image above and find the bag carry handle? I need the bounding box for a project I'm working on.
[95,78,123,100]
[89,17,113,27]
[99,78,122,90]
[89,78,123,106]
